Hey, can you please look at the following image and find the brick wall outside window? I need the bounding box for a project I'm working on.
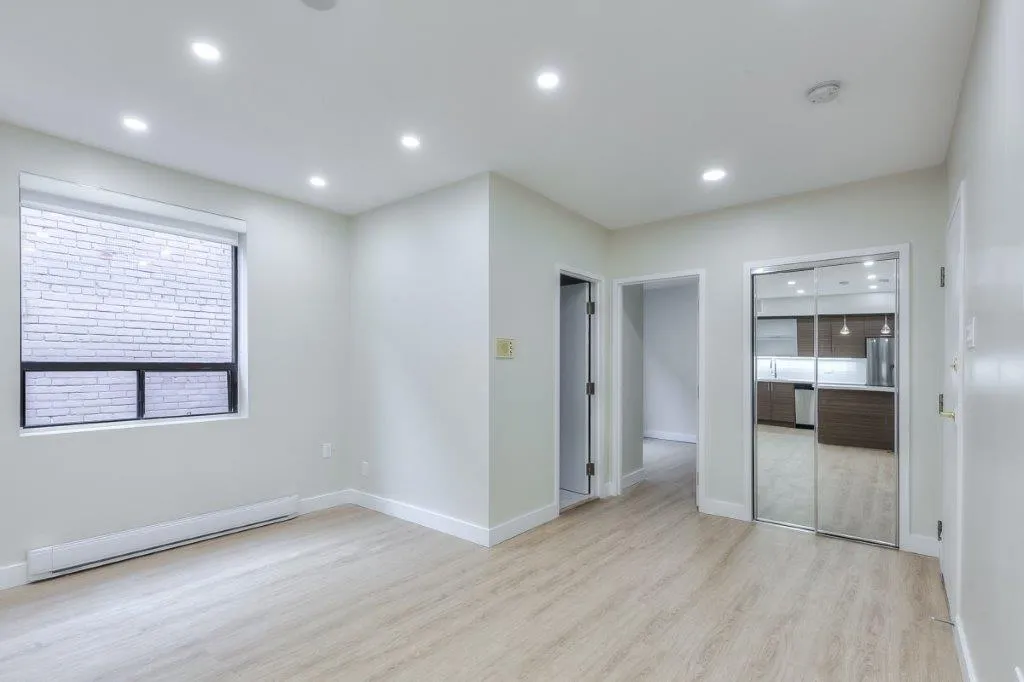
[20,207,234,426]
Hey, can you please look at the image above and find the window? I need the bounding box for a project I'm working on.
[19,175,243,428]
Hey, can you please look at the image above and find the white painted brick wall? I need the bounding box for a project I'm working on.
[21,208,234,426]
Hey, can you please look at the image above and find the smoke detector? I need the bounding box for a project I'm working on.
[806,81,841,104]
[301,0,337,10]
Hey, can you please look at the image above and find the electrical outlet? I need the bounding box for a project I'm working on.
[321,443,332,459]
[361,461,369,476]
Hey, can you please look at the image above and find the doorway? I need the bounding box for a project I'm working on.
[613,271,706,505]
[940,185,966,620]
[558,272,596,511]
[747,249,906,548]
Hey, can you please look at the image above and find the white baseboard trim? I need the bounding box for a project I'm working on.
[489,503,559,546]
[900,533,939,558]
[351,491,489,547]
[0,563,27,591]
[622,468,646,489]
[298,490,356,515]
[955,618,978,682]
[699,498,749,522]
[644,430,697,443]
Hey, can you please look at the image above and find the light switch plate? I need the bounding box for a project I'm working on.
[495,338,515,359]
[321,443,332,459]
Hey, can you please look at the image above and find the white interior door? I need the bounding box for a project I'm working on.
[940,194,965,618]
[560,282,590,495]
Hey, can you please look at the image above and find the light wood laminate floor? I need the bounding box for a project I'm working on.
[0,441,957,681]
[756,425,898,543]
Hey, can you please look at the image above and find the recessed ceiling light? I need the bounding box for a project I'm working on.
[122,115,149,133]
[787,281,796,286]
[536,70,560,91]
[869,284,878,290]
[191,41,221,63]
[400,134,421,150]
[867,273,877,280]
[138,259,150,267]
[702,168,727,182]
[309,175,327,188]
[796,289,806,295]
[863,260,875,267]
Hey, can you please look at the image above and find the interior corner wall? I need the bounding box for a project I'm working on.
[643,282,699,442]
[350,174,491,527]
[620,285,644,476]
[945,0,1024,675]
[0,122,351,570]
[488,175,609,527]
[608,167,947,537]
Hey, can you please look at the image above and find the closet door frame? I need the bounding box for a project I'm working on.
[744,244,910,551]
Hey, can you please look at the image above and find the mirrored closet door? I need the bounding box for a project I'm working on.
[752,255,899,547]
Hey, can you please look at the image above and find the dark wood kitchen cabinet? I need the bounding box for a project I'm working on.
[796,317,815,357]
[756,381,796,426]
[765,314,893,359]
[817,388,895,450]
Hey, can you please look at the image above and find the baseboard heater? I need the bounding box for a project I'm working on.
[26,495,299,581]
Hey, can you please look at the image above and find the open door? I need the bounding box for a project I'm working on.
[560,280,593,498]
[940,192,965,618]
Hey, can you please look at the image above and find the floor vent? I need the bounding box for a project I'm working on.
[27,496,299,580]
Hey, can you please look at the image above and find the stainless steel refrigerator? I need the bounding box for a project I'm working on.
[866,337,895,387]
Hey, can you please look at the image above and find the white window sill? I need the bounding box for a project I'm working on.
[20,412,247,437]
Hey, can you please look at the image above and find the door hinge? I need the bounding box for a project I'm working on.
[940,266,946,288]
[937,519,943,541]
[586,301,596,315]
[938,393,945,413]
[586,462,595,477]
[585,381,595,395]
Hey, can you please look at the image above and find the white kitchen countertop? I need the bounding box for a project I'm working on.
[757,378,896,393]
[817,383,896,393]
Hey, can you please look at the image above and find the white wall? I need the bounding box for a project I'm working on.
[609,167,947,539]
[643,281,699,442]
[620,285,644,476]
[946,0,1024,676]
[350,175,491,527]
[0,122,351,570]
[489,175,608,526]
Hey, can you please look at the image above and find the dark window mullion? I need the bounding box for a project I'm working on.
[136,370,145,420]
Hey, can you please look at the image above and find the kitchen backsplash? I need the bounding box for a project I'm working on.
[756,356,867,385]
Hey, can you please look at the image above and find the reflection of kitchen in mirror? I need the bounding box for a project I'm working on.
[815,259,898,545]
[753,257,898,545]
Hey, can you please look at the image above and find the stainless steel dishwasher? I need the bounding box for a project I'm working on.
[794,383,815,429]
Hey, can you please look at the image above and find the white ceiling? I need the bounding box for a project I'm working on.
[755,259,898,298]
[0,1,978,228]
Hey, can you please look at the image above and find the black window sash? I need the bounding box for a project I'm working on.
[20,362,238,428]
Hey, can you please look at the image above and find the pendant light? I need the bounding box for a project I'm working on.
[880,315,892,336]
[840,316,851,336]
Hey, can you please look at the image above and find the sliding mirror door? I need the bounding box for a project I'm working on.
[814,258,898,546]
[753,269,816,529]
